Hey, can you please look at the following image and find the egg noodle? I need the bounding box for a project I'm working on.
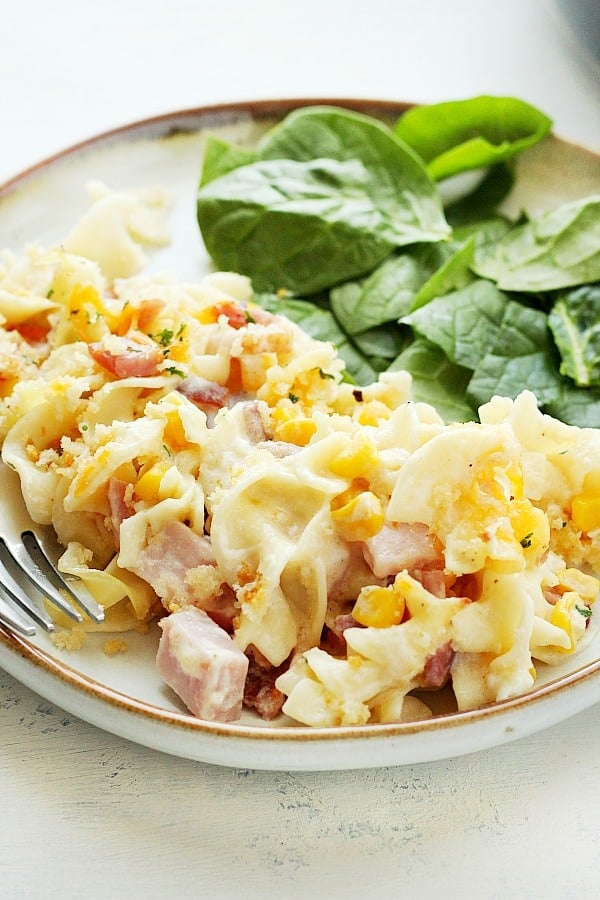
[0,183,598,726]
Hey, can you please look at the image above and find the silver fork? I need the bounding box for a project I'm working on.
[0,525,105,637]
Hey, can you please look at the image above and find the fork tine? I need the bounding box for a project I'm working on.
[0,548,57,631]
[0,594,37,636]
[23,530,105,625]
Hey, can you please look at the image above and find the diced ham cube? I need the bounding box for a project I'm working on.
[156,606,248,722]
[177,376,229,409]
[89,336,163,377]
[107,477,134,546]
[362,522,443,579]
[416,642,455,689]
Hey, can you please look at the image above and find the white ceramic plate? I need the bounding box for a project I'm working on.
[0,99,599,771]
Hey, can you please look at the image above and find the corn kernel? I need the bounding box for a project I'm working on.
[166,339,188,363]
[163,410,189,451]
[571,491,600,533]
[550,594,575,651]
[353,584,405,628]
[330,478,369,511]
[134,462,170,503]
[69,284,109,342]
[330,490,384,542]
[195,306,218,325]
[240,353,277,391]
[357,400,392,426]
[583,470,600,492]
[330,435,379,479]
[271,406,316,446]
[510,498,550,557]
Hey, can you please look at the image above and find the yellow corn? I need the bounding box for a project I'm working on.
[271,406,316,446]
[330,435,378,479]
[163,410,189,451]
[166,339,188,363]
[112,303,135,335]
[550,594,576,651]
[68,284,109,342]
[510,498,550,557]
[134,462,170,503]
[195,305,218,325]
[240,353,277,391]
[571,491,600,534]
[353,584,405,628]
[330,478,369,511]
[330,489,384,542]
[356,400,392,426]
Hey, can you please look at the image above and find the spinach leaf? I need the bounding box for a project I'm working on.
[350,323,410,362]
[388,339,475,423]
[330,253,425,334]
[394,96,552,181]
[445,164,515,227]
[410,237,476,310]
[200,136,257,186]
[473,196,600,291]
[254,293,378,384]
[198,157,401,294]
[544,382,600,429]
[258,106,448,241]
[402,280,508,369]
[548,283,600,387]
[197,106,450,294]
[467,302,561,408]
[330,242,462,334]
[409,218,514,313]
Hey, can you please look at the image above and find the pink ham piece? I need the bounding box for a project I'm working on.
[176,376,229,410]
[106,477,133,547]
[362,523,443,579]
[131,520,216,600]
[89,335,163,377]
[130,520,238,628]
[156,606,248,721]
[416,642,455,689]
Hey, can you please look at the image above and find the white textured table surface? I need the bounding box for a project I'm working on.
[1,2,600,898]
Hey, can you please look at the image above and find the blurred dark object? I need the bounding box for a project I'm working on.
[556,0,600,61]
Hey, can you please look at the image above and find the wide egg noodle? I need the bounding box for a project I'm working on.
[58,542,157,624]
[2,396,83,523]
[279,573,465,726]
[387,424,526,574]
[209,432,351,666]
[63,180,172,281]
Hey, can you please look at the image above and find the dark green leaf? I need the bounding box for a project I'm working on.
[544,382,600,428]
[410,237,476,310]
[200,136,257,186]
[330,253,425,334]
[402,280,508,369]
[388,339,475,423]
[467,302,561,407]
[473,196,600,291]
[198,158,400,294]
[548,283,600,386]
[197,106,449,295]
[394,95,552,181]
[350,323,411,360]
[258,106,448,241]
[445,164,515,226]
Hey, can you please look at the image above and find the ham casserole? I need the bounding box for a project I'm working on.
[0,183,598,726]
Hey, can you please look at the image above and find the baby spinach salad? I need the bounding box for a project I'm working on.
[196,96,600,427]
